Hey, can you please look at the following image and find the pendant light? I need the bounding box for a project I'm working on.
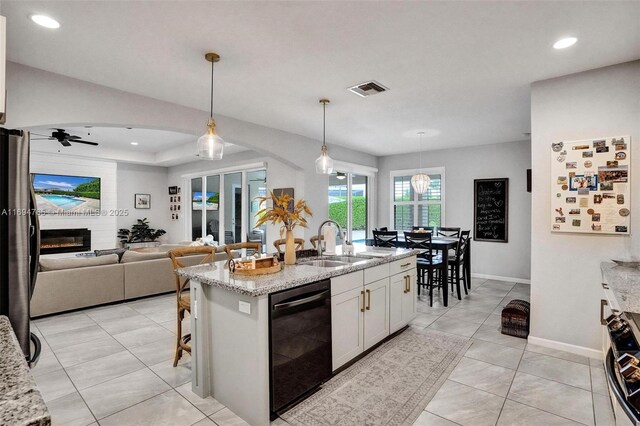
[411,132,431,194]
[336,172,346,180]
[315,99,334,174]
[197,52,224,160]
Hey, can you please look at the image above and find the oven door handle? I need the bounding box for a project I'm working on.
[272,290,329,311]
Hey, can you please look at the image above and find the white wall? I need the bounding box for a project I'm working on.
[116,163,170,240]
[6,62,377,243]
[530,60,640,356]
[378,140,531,281]
[31,153,118,252]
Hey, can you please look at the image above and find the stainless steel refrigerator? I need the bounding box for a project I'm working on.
[0,127,41,364]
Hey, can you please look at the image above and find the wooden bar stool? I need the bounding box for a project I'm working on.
[168,246,216,367]
[223,242,262,259]
[273,238,305,254]
[309,235,324,249]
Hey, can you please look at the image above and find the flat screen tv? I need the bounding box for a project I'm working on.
[32,173,101,215]
[192,191,219,211]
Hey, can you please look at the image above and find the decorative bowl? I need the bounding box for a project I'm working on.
[612,258,640,268]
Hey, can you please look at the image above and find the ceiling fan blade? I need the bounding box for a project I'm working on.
[30,132,51,138]
[60,140,72,147]
[67,135,83,140]
[31,138,53,141]
[69,139,99,146]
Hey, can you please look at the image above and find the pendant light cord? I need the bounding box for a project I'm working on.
[210,60,215,119]
[322,101,326,148]
[418,132,423,171]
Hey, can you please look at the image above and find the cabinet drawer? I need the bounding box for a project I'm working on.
[331,270,364,296]
[389,257,416,276]
[364,263,389,285]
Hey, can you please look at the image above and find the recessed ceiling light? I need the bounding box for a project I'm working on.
[553,37,577,49]
[30,15,61,29]
[130,142,139,146]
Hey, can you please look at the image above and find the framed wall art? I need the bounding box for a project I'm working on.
[550,136,630,234]
[134,193,151,209]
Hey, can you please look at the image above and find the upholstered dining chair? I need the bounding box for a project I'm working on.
[223,242,262,259]
[273,238,305,254]
[168,246,216,367]
[372,230,398,247]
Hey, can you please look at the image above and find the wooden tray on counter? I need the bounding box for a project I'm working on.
[229,257,282,276]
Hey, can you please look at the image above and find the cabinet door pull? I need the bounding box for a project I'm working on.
[406,275,411,293]
[366,289,371,310]
[400,262,411,268]
[403,276,408,293]
[602,282,610,290]
[360,290,365,312]
[600,299,608,325]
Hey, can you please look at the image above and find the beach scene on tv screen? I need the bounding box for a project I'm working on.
[192,191,219,210]
[33,174,101,214]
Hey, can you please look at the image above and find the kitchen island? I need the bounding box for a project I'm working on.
[176,246,418,426]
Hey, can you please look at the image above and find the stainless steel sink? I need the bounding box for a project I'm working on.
[324,255,372,263]
[297,259,350,268]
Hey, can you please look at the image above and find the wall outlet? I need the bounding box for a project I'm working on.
[238,300,251,315]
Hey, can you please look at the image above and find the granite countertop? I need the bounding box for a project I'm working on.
[176,245,418,296]
[601,262,640,314]
[0,316,51,426]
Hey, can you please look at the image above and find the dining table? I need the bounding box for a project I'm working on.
[365,235,471,307]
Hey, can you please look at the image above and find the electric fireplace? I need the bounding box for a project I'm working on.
[40,228,91,255]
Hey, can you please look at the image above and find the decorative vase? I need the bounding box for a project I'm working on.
[284,229,296,265]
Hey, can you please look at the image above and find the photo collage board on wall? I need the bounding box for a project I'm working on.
[550,136,630,234]
[169,186,181,221]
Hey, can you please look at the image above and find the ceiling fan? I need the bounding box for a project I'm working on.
[31,129,99,147]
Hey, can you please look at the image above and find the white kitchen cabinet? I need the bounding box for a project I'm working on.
[363,278,390,350]
[331,286,364,370]
[330,255,417,371]
[390,269,417,334]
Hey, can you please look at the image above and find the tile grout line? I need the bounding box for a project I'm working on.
[494,333,526,425]
[33,320,99,425]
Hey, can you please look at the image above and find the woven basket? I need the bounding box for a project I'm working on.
[501,299,530,339]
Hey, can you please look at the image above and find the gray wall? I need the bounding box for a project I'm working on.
[530,60,640,354]
[378,140,531,280]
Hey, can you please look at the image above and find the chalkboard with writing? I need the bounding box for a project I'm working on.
[474,178,509,242]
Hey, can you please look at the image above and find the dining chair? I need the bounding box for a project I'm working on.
[223,242,262,259]
[436,227,461,238]
[168,246,216,367]
[273,238,305,254]
[372,230,398,248]
[375,227,388,232]
[404,231,445,307]
[447,230,471,300]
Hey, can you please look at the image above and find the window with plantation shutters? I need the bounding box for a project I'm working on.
[390,168,445,230]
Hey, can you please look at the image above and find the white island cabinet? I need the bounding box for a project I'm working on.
[178,248,417,426]
[331,257,416,371]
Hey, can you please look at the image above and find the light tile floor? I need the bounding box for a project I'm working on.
[30,278,614,426]
[412,278,614,426]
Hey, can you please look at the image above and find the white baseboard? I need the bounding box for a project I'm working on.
[527,335,603,360]
[471,273,531,285]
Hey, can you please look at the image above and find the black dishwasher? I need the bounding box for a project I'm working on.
[269,279,332,416]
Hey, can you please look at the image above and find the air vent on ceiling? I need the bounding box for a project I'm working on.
[347,80,388,97]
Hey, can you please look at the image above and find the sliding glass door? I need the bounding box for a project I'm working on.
[328,172,369,243]
[190,168,265,247]
[247,170,267,252]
